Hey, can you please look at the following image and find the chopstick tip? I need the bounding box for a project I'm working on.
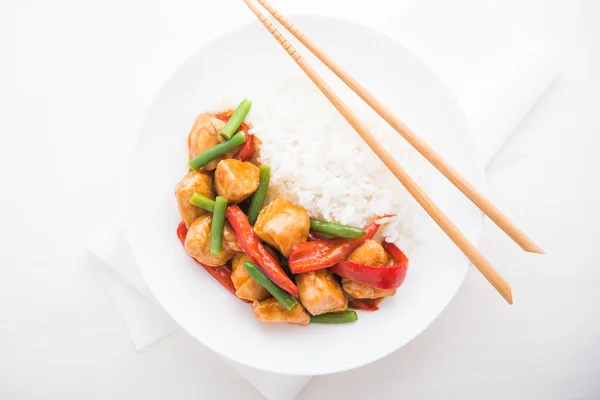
[524,243,545,255]
[504,288,513,305]
[496,281,513,305]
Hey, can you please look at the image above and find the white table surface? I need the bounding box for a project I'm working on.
[1,0,599,398]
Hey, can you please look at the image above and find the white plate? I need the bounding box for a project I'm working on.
[128,15,484,376]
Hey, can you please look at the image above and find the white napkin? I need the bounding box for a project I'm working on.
[384,0,557,165]
[87,218,179,350]
[85,1,556,399]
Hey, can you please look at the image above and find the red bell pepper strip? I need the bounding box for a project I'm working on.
[176,221,243,300]
[287,221,380,274]
[236,131,255,161]
[331,241,408,290]
[348,297,382,312]
[381,241,409,266]
[216,112,255,161]
[225,205,299,296]
[176,220,189,244]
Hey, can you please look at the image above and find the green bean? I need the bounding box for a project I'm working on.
[247,164,270,225]
[220,99,252,140]
[209,196,227,255]
[244,262,297,310]
[188,131,246,170]
[188,192,215,212]
[309,219,366,239]
[310,311,358,324]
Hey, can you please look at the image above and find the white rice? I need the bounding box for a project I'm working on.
[217,74,428,253]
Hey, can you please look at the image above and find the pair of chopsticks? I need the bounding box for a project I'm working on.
[242,0,544,304]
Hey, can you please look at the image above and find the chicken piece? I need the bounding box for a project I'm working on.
[341,278,396,299]
[188,113,236,170]
[174,171,215,228]
[253,195,310,257]
[184,214,240,266]
[296,270,347,316]
[348,240,388,266]
[231,253,271,301]
[223,222,242,252]
[252,298,311,326]
[341,240,397,299]
[214,159,260,203]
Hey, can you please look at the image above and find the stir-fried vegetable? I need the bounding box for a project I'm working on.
[215,112,255,161]
[220,99,252,140]
[236,132,255,161]
[381,241,409,266]
[188,192,215,212]
[287,220,381,274]
[244,262,297,310]
[209,196,228,255]
[334,261,407,290]
[247,164,271,225]
[310,311,358,324]
[331,241,408,290]
[226,205,299,295]
[176,222,248,301]
[309,219,366,239]
[189,131,246,170]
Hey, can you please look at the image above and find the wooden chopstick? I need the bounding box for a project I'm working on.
[242,0,513,304]
[252,0,543,256]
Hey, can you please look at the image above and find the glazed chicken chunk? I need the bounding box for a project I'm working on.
[188,113,236,170]
[252,298,311,326]
[341,240,397,299]
[231,253,271,301]
[253,195,310,257]
[184,214,240,266]
[296,270,347,316]
[175,171,215,228]
[214,159,260,203]
[349,239,388,266]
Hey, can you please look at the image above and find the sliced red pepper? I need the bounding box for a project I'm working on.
[176,221,189,244]
[216,111,255,161]
[348,297,382,312]
[225,205,299,296]
[331,241,408,290]
[287,221,380,274]
[236,132,255,161]
[176,221,245,300]
[381,241,409,266]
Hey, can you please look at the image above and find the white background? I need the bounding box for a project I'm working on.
[1,0,599,399]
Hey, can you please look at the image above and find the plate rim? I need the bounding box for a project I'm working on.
[126,14,485,376]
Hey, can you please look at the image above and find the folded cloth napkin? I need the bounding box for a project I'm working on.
[85,1,556,399]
